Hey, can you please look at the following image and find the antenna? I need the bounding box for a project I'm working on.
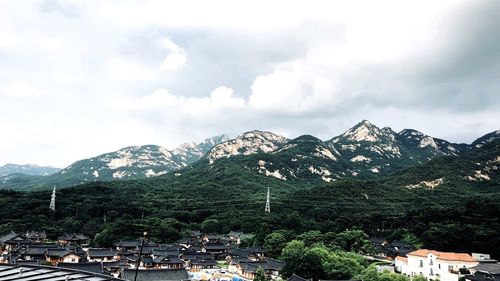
[265,187,270,213]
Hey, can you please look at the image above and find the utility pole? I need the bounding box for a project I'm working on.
[265,187,270,213]
[134,231,148,281]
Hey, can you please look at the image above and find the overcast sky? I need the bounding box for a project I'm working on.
[1,0,499,167]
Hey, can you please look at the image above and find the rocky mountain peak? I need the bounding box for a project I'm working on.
[206,130,288,164]
[341,120,383,142]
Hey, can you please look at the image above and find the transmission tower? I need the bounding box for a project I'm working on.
[265,187,270,213]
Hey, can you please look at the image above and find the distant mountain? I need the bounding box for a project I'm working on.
[471,130,500,148]
[0,121,498,191]
[0,164,60,176]
[198,120,499,183]
[56,134,230,181]
[206,130,288,164]
[0,135,229,190]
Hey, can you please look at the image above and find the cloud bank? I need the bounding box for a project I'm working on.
[0,0,499,167]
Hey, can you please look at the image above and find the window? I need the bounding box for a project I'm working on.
[430,268,434,276]
[429,259,433,265]
[420,260,424,267]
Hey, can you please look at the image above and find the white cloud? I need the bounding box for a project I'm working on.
[3,81,43,98]
[248,62,337,115]
[159,38,187,71]
[103,58,157,81]
[114,86,244,115]
[0,0,498,167]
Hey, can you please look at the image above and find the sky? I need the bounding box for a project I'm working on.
[0,0,499,168]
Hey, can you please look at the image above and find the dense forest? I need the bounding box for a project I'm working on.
[0,140,498,258]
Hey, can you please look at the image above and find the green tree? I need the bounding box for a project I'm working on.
[200,219,222,234]
[281,240,306,277]
[333,230,375,254]
[297,230,324,246]
[254,267,268,281]
[264,232,287,258]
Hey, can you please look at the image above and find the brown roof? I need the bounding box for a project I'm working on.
[395,256,408,263]
[407,249,475,262]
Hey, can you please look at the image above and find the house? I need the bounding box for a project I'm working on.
[58,233,90,245]
[121,268,190,281]
[115,240,139,252]
[45,248,81,265]
[87,248,117,262]
[466,263,500,281]
[58,261,104,274]
[22,244,58,261]
[228,231,246,245]
[153,256,186,269]
[24,231,47,243]
[396,249,478,281]
[369,237,389,257]
[228,247,266,261]
[386,241,416,258]
[0,263,122,281]
[236,258,285,280]
[0,231,19,253]
[203,242,228,258]
[189,257,217,272]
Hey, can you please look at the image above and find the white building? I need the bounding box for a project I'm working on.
[395,249,478,281]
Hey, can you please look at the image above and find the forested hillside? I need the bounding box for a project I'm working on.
[0,140,498,257]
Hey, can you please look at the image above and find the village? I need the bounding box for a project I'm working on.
[0,230,498,281]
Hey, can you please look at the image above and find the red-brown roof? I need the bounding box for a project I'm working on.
[395,256,408,263]
[407,249,475,262]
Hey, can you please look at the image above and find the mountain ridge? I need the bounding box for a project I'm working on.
[0,121,498,191]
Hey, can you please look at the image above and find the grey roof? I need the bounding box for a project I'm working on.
[58,262,104,274]
[121,268,189,281]
[0,231,18,243]
[24,246,53,256]
[25,231,47,239]
[46,249,77,258]
[472,263,500,274]
[153,249,179,257]
[88,248,115,258]
[0,263,124,280]
[239,258,285,273]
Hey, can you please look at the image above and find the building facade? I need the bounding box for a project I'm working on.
[396,249,478,281]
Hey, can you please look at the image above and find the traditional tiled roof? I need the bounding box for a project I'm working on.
[24,231,46,240]
[191,257,217,266]
[239,258,285,273]
[88,248,115,258]
[408,249,475,262]
[0,263,123,280]
[471,263,500,274]
[121,268,189,281]
[0,231,18,243]
[58,262,103,274]
[24,246,54,256]
[153,256,185,265]
[46,248,77,258]
[153,249,179,257]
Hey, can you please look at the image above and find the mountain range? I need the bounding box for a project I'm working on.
[0,120,498,191]
[0,164,60,177]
